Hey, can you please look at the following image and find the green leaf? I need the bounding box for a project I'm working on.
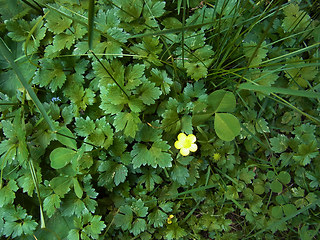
[240,168,256,184]
[132,199,148,217]
[75,116,96,137]
[243,41,268,66]
[271,205,283,219]
[113,111,141,138]
[138,80,162,105]
[166,223,187,240]
[278,171,291,185]
[56,126,77,149]
[50,176,73,197]
[33,59,67,92]
[171,164,189,185]
[148,208,167,228]
[282,4,310,32]
[67,229,80,240]
[83,215,106,238]
[73,177,83,199]
[114,205,133,231]
[181,115,193,134]
[270,180,283,193]
[138,169,162,191]
[43,194,61,217]
[50,147,77,169]
[0,180,18,207]
[45,8,73,34]
[208,90,236,113]
[114,164,128,186]
[214,113,240,141]
[131,141,172,169]
[130,218,147,236]
[282,204,297,217]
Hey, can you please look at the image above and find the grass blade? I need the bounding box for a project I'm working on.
[29,159,46,229]
[88,0,95,50]
[0,37,56,132]
[238,83,320,99]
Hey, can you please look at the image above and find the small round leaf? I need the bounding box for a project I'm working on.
[271,179,283,193]
[50,147,77,169]
[214,113,240,141]
[278,171,291,185]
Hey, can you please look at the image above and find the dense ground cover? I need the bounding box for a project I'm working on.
[0,0,319,239]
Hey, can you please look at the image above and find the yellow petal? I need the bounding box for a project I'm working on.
[180,148,190,156]
[177,133,187,141]
[174,141,183,149]
[187,134,196,143]
[189,144,197,152]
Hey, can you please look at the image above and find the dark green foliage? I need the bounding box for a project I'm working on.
[0,0,319,239]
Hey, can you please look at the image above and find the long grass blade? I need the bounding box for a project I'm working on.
[0,37,56,132]
[88,0,95,50]
[238,83,320,99]
[29,159,46,228]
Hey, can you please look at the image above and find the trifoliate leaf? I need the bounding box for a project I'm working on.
[0,180,18,207]
[52,33,75,51]
[131,141,172,168]
[148,208,167,228]
[45,8,72,34]
[43,194,61,217]
[124,64,144,90]
[116,0,144,23]
[185,62,208,81]
[243,41,268,67]
[83,215,106,238]
[150,68,173,94]
[138,169,163,191]
[114,205,133,231]
[113,111,141,138]
[3,206,37,238]
[33,59,67,92]
[171,164,189,185]
[75,117,96,137]
[137,79,161,105]
[130,218,147,236]
[166,223,187,240]
[282,4,310,32]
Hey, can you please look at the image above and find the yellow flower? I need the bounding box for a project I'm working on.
[174,133,197,156]
[167,214,174,224]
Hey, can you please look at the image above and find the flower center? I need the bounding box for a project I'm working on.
[182,139,192,148]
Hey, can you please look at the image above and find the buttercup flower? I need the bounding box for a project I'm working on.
[167,214,174,224]
[174,133,198,156]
